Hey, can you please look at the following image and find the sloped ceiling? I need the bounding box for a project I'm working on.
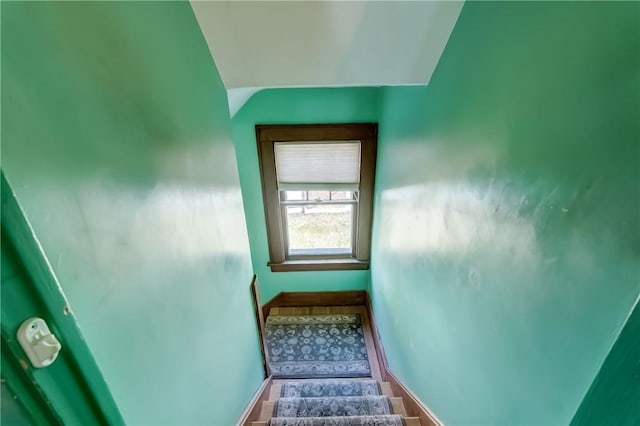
[190,1,464,113]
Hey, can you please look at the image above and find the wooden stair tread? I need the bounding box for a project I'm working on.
[380,382,393,396]
[259,401,275,421]
[404,417,422,426]
[390,396,407,416]
[268,384,279,401]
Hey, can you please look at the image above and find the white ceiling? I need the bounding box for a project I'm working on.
[190,1,463,113]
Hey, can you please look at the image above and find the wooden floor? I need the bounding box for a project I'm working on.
[266,305,383,382]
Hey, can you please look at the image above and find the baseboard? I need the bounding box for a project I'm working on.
[385,370,443,426]
[364,295,390,380]
[364,295,443,426]
[250,275,270,377]
[262,290,368,318]
[236,376,273,426]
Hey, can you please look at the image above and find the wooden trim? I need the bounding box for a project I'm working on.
[263,290,368,319]
[262,293,283,320]
[255,123,378,272]
[236,376,273,426]
[356,130,377,260]
[256,130,285,264]
[385,370,443,426]
[268,259,369,272]
[250,275,270,377]
[365,294,443,426]
[364,295,389,379]
[356,305,383,381]
[256,123,377,142]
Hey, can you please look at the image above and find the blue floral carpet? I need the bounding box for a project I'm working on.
[281,380,380,398]
[268,415,405,426]
[274,396,392,417]
[265,314,371,378]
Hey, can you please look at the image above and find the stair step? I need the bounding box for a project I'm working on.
[260,397,406,420]
[252,417,421,426]
[267,415,406,426]
[273,395,396,417]
[404,417,422,426]
[269,384,279,401]
[380,382,393,396]
[259,401,275,421]
[390,397,407,417]
[270,379,389,399]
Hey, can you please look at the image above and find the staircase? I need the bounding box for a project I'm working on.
[252,378,421,425]
[246,304,423,425]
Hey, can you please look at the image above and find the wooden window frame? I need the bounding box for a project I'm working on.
[256,123,378,272]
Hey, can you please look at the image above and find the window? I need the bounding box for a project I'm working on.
[256,123,377,272]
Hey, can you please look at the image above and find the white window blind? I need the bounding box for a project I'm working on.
[274,141,361,190]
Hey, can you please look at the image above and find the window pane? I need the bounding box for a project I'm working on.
[284,190,356,201]
[330,191,354,201]
[286,204,353,254]
[284,191,307,201]
[307,191,330,201]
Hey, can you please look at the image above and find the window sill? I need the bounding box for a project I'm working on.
[268,259,370,272]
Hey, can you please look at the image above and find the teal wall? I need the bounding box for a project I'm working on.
[1,2,263,424]
[232,88,381,302]
[370,2,640,425]
[571,297,640,426]
[2,172,124,425]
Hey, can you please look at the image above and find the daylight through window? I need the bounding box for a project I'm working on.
[256,124,377,272]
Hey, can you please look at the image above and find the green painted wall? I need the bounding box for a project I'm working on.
[571,297,640,426]
[2,172,124,425]
[232,88,381,302]
[370,2,640,425]
[1,2,263,424]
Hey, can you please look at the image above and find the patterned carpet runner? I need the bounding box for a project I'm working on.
[274,396,393,417]
[265,314,371,378]
[268,415,405,426]
[281,380,381,398]
[269,379,404,426]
